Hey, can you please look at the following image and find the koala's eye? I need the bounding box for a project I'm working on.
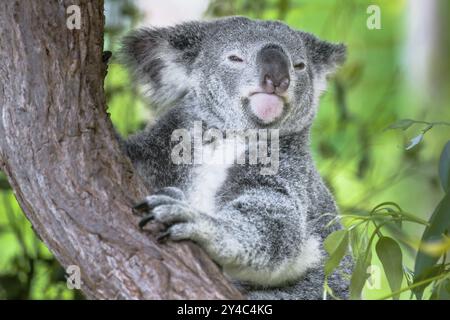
[228,55,244,63]
[294,62,306,71]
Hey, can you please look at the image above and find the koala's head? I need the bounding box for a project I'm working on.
[121,16,346,133]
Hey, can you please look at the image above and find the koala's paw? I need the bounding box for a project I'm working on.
[133,187,206,243]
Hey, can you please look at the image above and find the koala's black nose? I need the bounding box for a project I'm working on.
[258,45,290,94]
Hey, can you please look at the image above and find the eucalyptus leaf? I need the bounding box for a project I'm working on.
[350,248,372,300]
[324,229,349,276]
[349,225,366,258]
[430,279,450,300]
[413,264,445,299]
[405,133,424,150]
[375,237,403,299]
[385,119,415,131]
[414,192,450,299]
[438,141,450,192]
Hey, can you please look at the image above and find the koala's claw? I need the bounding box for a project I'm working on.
[138,213,154,229]
[156,230,171,243]
[133,188,193,231]
[133,193,181,215]
[133,188,213,246]
[133,200,150,214]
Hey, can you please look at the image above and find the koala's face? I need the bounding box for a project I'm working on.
[122,17,346,132]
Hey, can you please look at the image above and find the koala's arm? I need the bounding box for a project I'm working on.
[205,189,319,287]
[137,184,320,288]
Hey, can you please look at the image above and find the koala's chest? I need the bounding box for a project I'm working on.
[186,138,245,214]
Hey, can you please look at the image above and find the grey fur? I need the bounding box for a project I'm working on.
[120,16,352,300]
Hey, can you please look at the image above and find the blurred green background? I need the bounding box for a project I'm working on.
[1,0,449,299]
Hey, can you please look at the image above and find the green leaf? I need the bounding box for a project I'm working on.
[350,248,372,300]
[414,192,450,298]
[375,237,403,299]
[349,225,366,258]
[430,279,450,300]
[324,230,349,276]
[385,119,415,131]
[413,264,445,299]
[405,133,424,150]
[439,141,450,192]
[403,266,414,287]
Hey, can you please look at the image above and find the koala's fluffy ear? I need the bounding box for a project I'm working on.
[301,32,346,76]
[121,22,207,107]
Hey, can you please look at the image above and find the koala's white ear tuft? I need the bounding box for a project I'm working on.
[120,22,207,108]
[301,32,347,75]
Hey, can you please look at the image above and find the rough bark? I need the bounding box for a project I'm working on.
[0,0,243,299]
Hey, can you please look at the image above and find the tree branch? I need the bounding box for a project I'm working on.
[0,0,243,299]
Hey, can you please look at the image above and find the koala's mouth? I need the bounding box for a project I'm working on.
[246,92,288,125]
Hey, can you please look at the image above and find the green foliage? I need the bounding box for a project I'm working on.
[439,141,450,192]
[324,125,450,300]
[349,244,372,300]
[385,119,415,131]
[385,120,450,151]
[413,192,450,298]
[411,264,445,300]
[324,230,349,277]
[0,190,83,299]
[375,237,403,299]
[431,279,450,300]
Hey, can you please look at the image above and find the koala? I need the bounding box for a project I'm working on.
[120,16,352,300]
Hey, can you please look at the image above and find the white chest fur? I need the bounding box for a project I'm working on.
[187,137,245,215]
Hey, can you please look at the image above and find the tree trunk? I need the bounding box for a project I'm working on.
[0,0,242,299]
